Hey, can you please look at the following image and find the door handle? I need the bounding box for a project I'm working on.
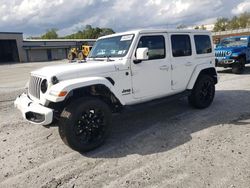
[185,62,193,66]
[159,65,169,71]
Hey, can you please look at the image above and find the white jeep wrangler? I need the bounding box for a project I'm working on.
[15,29,218,152]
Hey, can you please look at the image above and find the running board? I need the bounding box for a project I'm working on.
[122,90,191,113]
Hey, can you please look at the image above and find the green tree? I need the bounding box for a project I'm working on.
[238,12,250,28]
[228,16,240,30]
[194,26,199,30]
[200,25,207,30]
[213,12,250,32]
[213,17,229,32]
[100,28,115,36]
[64,25,115,39]
[176,24,187,29]
[41,28,58,39]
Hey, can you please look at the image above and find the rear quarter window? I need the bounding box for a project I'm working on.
[194,35,212,54]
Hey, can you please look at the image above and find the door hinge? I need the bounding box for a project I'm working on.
[171,80,174,86]
[171,64,174,70]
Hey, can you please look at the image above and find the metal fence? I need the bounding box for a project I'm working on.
[212,28,250,36]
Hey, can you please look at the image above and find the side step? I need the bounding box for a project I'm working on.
[122,90,191,113]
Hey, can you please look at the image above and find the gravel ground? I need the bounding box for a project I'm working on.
[0,61,250,188]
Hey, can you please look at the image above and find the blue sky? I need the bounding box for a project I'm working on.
[0,0,249,37]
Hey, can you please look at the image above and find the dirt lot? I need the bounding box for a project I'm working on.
[0,60,250,188]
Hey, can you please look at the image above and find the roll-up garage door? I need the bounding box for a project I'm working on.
[0,40,19,63]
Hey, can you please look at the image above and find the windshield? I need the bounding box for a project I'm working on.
[89,34,134,58]
[218,37,249,47]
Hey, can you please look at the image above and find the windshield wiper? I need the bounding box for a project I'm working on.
[89,55,115,62]
[104,55,115,62]
[88,56,105,61]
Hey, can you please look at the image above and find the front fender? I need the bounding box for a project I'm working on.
[232,52,245,58]
[45,77,124,104]
[187,63,217,90]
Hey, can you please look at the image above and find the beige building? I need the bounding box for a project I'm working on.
[0,32,95,63]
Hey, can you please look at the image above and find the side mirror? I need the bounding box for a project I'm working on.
[134,48,149,64]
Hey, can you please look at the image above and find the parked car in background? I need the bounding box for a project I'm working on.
[215,36,250,74]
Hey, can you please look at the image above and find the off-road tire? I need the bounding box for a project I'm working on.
[188,75,215,109]
[232,57,246,74]
[67,52,75,61]
[58,97,112,152]
[78,52,86,60]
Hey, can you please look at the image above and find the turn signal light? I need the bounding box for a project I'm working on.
[58,91,67,97]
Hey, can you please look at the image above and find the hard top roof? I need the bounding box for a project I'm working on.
[99,29,211,39]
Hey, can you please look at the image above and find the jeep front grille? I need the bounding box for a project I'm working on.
[29,76,42,99]
[215,51,226,57]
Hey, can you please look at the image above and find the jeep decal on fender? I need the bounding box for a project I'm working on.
[122,89,131,95]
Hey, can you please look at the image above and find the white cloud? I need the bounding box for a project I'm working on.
[174,0,190,14]
[146,0,162,6]
[232,0,250,14]
[0,0,248,36]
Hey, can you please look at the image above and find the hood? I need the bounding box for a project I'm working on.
[215,45,246,53]
[31,61,117,81]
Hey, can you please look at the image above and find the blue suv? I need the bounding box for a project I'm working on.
[215,36,250,74]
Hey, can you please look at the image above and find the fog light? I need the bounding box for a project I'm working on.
[51,76,59,85]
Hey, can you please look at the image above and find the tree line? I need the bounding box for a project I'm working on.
[64,25,115,39]
[213,12,250,32]
[37,25,115,39]
[177,12,250,32]
[176,24,207,30]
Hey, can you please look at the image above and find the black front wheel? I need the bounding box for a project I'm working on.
[78,52,86,60]
[58,97,112,152]
[67,52,75,61]
[188,75,215,109]
[232,57,245,74]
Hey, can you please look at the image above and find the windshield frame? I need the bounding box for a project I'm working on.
[218,36,249,48]
[88,34,135,59]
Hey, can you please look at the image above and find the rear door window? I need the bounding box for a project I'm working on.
[194,35,212,54]
[171,35,192,57]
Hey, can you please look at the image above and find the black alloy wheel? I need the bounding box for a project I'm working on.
[188,75,215,109]
[59,97,111,152]
[74,108,105,145]
[232,57,246,74]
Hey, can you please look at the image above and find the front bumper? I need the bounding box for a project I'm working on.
[14,93,53,125]
[215,59,236,67]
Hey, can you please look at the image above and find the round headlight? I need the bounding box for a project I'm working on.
[226,51,232,56]
[41,79,48,93]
